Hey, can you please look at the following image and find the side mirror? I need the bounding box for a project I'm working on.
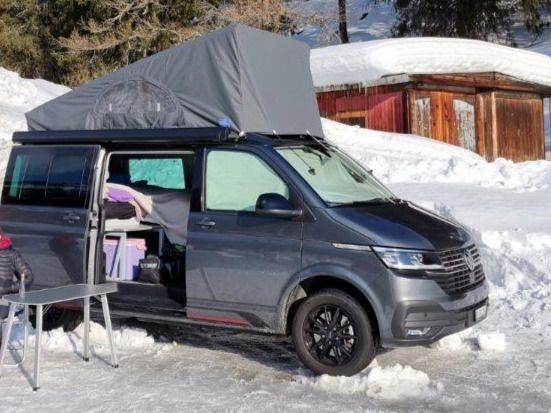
[255,193,302,219]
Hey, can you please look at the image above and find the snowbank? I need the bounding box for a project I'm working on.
[0,67,69,142]
[311,37,551,88]
[323,118,551,191]
[5,321,156,351]
[301,363,443,401]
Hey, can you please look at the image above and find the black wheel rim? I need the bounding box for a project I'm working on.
[302,304,358,367]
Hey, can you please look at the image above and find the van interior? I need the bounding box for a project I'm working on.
[99,152,194,308]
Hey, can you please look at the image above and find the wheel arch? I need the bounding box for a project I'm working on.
[278,266,382,341]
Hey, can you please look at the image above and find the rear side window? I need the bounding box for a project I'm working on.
[128,158,185,189]
[2,147,96,208]
[107,153,193,190]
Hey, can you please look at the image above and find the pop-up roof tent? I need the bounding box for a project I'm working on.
[25,24,324,137]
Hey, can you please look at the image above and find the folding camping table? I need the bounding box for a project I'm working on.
[0,283,118,391]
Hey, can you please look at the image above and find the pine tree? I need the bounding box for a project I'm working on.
[0,0,45,79]
[389,0,551,43]
[338,0,349,43]
[390,0,513,41]
[0,0,306,86]
[521,0,551,35]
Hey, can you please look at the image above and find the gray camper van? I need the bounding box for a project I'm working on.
[0,25,489,376]
[0,127,489,376]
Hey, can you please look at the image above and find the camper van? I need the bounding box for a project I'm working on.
[0,127,489,376]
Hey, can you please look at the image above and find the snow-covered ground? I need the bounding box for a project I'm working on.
[0,68,550,411]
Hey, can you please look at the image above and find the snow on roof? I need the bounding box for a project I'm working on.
[310,37,551,88]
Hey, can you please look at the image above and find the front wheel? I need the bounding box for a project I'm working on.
[291,289,376,376]
[30,306,83,332]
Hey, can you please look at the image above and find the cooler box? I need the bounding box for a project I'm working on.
[104,237,147,280]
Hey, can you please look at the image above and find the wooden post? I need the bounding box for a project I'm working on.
[490,91,498,160]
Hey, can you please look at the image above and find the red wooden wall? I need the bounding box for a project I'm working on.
[317,89,405,133]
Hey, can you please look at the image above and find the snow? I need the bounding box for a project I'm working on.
[311,36,551,88]
[0,66,550,411]
[476,332,507,352]
[301,363,443,400]
[0,67,69,142]
[290,0,394,46]
[322,119,551,192]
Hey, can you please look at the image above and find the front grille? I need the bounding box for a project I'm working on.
[431,244,485,296]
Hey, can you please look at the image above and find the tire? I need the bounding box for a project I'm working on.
[30,307,83,332]
[291,289,376,376]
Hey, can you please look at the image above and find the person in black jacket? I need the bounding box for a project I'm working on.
[0,230,33,319]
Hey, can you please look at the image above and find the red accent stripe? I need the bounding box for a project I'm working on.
[187,314,250,326]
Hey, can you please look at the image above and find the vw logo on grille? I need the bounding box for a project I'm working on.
[464,249,475,271]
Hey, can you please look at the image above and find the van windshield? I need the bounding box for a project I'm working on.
[277,145,395,206]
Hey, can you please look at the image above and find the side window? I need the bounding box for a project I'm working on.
[2,147,94,208]
[46,155,87,201]
[206,150,289,212]
[128,158,185,189]
[107,154,193,190]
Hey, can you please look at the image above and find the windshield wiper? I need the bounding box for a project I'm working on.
[333,197,401,207]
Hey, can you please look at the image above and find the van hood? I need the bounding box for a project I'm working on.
[327,201,471,250]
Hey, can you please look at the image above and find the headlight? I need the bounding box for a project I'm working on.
[372,247,443,271]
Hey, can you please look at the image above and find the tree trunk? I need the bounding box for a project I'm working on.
[338,0,349,43]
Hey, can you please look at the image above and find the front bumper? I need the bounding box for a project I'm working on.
[381,281,490,347]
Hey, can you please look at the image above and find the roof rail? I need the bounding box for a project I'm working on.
[12,127,238,145]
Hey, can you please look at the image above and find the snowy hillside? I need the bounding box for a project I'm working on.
[0,67,69,142]
[0,68,549,411]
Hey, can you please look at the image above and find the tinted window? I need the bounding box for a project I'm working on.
[2,147,95,208]
[205,150,289,212]
[46,155,87,201]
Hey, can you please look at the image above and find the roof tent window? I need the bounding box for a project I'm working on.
[95,79,178,115]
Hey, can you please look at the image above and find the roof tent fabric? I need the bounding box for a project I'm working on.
[25,25,323,137]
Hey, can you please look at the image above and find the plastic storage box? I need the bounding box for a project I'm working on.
[104,237,147,281]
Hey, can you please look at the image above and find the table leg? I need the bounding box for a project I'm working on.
[83,296,90,362]
[0,304,17,377]
[100,295,118,368]
[33,304,43,391]
[22,304,29,363]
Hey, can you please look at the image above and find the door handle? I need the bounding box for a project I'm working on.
[196,217,216,228]
[62,213,80,224]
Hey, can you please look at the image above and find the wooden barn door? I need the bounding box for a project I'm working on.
[494,93,545,161]
[411,95,432,137]
[453,98,476,152]
[409,90,477,153]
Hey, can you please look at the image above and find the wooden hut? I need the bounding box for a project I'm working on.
[316,72,551,162]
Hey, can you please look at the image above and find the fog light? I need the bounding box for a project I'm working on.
[406,328,431,337]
